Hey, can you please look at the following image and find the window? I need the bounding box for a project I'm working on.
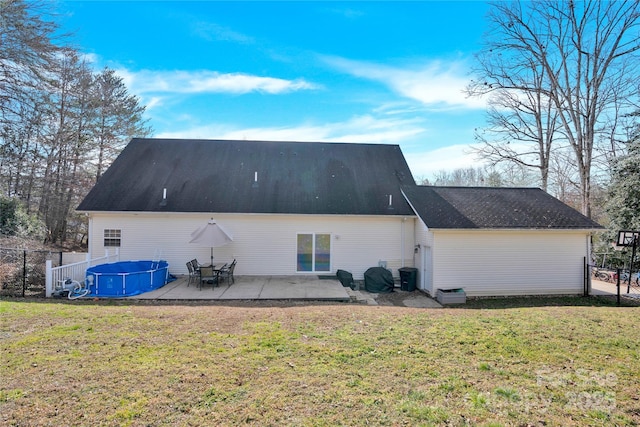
[297,233,330,272]
[104,229,121,247]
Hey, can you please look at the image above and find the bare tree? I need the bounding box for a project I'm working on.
[469,66,560,191]
[468,0,640,217]
[37,49,95,242]
[430,164,536,187]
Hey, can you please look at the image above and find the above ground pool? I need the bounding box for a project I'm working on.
[86,260,169,297]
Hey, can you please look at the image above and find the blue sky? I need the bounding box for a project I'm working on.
[59,1,491,180]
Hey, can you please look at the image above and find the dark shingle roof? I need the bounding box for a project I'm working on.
[77,138,415,215]
[402,185,603,229]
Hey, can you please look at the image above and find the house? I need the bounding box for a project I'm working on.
[77,138,602,297]
[77,138,417,281]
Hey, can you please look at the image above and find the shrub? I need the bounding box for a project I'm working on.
[0,196,45,240]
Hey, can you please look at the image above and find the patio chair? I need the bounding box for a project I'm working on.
[218,259,236,285]
[186,261,199,287]
[214,262,227,277]
[199,265,218,290]
[190,259,201,270]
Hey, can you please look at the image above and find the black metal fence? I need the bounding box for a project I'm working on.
[0,248,63,298]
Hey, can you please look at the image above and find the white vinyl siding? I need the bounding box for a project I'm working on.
[430,230,588,297]
[87,213,416,279]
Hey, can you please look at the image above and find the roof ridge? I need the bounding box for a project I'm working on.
[132,137,402,148]
[422,185,543,190]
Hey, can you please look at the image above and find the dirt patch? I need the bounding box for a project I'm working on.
[368,289,412,306]
[357,288,441,307]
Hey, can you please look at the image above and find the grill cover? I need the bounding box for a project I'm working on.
[364,267,394,293]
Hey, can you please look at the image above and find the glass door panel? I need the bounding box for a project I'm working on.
[314,234,331,272]
[297,234,313,271]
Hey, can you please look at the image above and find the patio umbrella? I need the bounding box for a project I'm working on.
[189,219,233,266]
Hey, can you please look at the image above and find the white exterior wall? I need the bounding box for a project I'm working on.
[430,229,589,297]
[87,213,416,278]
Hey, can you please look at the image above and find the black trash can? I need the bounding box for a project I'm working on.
[398,267,418,291]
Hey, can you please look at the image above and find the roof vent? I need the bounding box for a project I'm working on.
[387,194,394,210]
[252,171,258,188]
[159,188,167,207]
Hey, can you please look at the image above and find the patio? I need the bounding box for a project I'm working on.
[591,278,640,299]
[128,275,353,301]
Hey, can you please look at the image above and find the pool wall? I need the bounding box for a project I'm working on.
[86,260,169,297]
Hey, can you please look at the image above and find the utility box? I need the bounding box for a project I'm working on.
[436,288,466,304]
[398,267,418,292]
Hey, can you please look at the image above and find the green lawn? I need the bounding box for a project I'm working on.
[1,298,639,426]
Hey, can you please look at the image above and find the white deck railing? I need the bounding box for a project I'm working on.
[45,249,120,297]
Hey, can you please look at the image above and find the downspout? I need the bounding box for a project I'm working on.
[586,233,592,296]
[401,217,406,267]
[87,214,93,261]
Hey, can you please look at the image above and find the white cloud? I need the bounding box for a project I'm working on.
[115,68,320,95]
[326,7,365,19]
[191,22,254,44]
[79,52,100,65]
[144,96,164,110]
[155,114,426,144]
[321,55,487,110]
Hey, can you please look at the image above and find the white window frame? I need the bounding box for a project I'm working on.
[296,232,331,273]
[103,229,121,247]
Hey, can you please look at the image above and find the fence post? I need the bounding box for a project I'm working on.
[45,259,53,297]
[617,268,621,307]
[584,257,590,297]
[22,250,27,297]
[85,252,91,274]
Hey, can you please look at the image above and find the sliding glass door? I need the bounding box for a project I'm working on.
[297,233,331,272]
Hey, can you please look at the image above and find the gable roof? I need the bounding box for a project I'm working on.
[402,185,603,230]
[77,138,415,215]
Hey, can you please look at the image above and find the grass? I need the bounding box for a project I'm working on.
[1,298,640,426]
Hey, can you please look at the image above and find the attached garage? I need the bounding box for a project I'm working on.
[403,186,602,297]
[428,229,589,297]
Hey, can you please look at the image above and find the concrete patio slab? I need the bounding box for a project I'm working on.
[591,278,640,299]
[128,275,352,302]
